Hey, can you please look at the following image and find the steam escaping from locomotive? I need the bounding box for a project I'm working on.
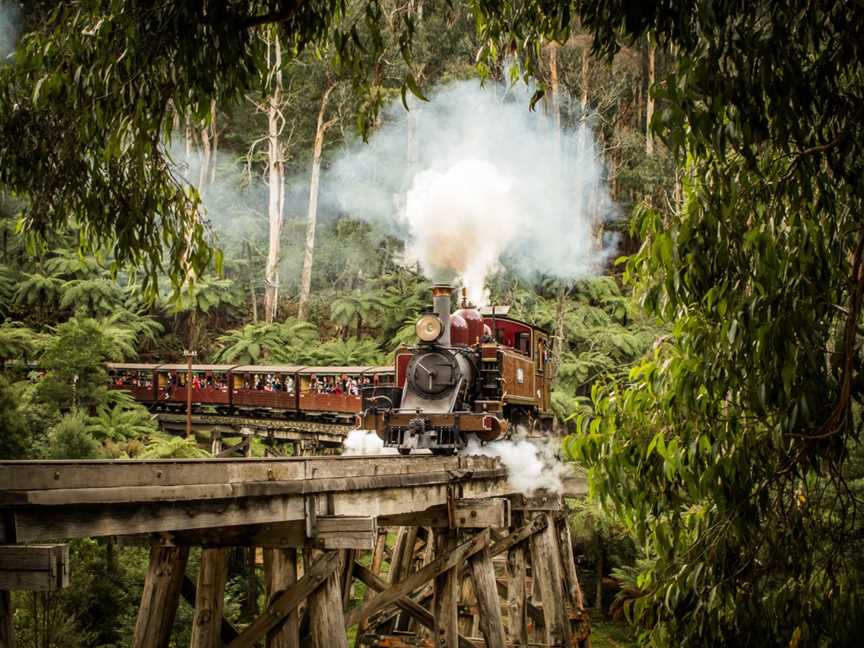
[327,80,615,303]
[343,429,398,456]
[405,160,518,305]
[464,434,568,496]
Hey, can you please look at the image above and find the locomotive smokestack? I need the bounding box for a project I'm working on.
[432,284,452,346]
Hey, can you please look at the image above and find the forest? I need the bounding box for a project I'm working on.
[0,0,862,646]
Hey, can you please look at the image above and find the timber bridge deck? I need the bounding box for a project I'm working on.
[0,455,589,648]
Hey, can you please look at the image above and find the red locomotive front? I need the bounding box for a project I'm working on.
[358,284,553,454]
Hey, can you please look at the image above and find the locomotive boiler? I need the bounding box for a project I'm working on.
[359,284,554,454]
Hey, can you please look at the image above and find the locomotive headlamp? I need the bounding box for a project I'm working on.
[416,314,443,342]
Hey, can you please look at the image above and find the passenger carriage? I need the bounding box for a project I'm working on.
[231,364,301,413]
[106,363,159,403]
[156,364,234,410]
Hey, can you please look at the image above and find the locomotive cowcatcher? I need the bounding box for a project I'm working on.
[358,284,553,455]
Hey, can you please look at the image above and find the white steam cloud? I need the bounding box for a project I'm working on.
[343,429,399,456]
[326,80,615,304]
[463,434,569,496]
[0,1,21,62]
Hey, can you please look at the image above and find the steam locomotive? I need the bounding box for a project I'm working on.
[358,284,554,455]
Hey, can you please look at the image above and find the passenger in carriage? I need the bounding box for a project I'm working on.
[286,376,295,394]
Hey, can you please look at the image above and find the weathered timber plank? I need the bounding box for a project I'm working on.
[0,455,508,492]
[345,529,491,629]
[470,548,506,648]
[0,544,69,591]
[307,553,348,648]
[227,551,340,648]
[0,590,14,648]
[380,499,511,529]
[264,548,300,648]
[190,548,229,648]
[132,546,189,648]
[11,496,306,543]
[1,468,508,507]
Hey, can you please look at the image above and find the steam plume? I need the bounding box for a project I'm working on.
[326,80,615,303]
[343,429,399,456]
[463,434,569,496]
[0,1,21,62]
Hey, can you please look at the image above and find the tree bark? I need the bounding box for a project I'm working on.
[263,33,284,323]
[646,40,656,156]
[209,98,219,185]
[297,83,336,321]
[548,42,561,143]
[580,46,590,120]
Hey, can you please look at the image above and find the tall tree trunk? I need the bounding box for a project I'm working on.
[548,42,562,166]
[209,98,219,184]
[551,286,569,382]
[646,41,656,156]
[198,121,211,194]
[263,33,284,323]
[185,114,194,161]
[580,46,590,121]
[298,84,336,321]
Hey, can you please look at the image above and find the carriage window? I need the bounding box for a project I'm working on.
[517,332,531,356]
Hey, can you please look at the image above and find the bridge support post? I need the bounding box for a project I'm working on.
[353,530,387,648]
[264,548,300,648]
[507,514,528,646]
[470,546,506,648]
[308,552,348,648]
[0,590,14,648]
[432,528,459,648]
[530,513,571,647]
[132,546,189,648]
[190,548,229,648]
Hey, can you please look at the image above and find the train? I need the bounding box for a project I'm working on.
[107,283,553,452]
[358,284,553,455]
[106,363,396,422]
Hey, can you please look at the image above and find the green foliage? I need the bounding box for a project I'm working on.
[139,434,210,459]
[564,1,864,643]
[87,392,158,445]
[214,319,318,364]
[0,375,31,459]
[43,410,100,459]
[0,321,40,361]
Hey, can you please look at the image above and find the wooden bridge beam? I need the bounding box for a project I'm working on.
[132,545,189,648]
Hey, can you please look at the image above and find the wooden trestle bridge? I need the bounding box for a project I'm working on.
[0,454,589,648]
